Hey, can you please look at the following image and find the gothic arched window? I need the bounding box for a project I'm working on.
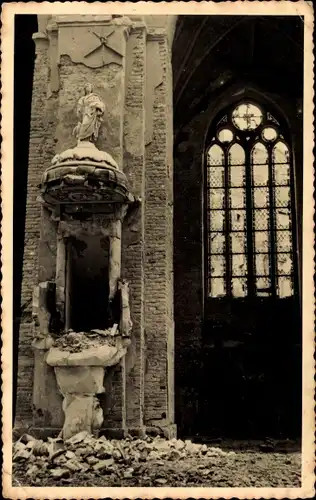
[206,101,297,299]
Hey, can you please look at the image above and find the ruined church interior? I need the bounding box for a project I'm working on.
[14,14,302,442]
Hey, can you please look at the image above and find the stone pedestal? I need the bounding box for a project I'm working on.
[46,340,130,439]
[55,367,104,439]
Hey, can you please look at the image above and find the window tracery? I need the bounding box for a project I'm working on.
[206,102,296,298]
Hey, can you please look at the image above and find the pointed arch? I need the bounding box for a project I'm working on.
[204,99,298,299]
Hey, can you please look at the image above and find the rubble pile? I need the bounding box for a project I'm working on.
[54,324,119,353]
[13,431,232,485]
[12,432,301,487]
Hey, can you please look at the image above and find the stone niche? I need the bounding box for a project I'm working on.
[66,234,110,332]
[32,83,137,439]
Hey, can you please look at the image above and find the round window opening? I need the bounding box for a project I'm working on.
[217,128,234,143]
[232,103,263,131]
[262,127,278,142]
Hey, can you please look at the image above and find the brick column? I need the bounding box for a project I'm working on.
[121,24,147,435]
[144,32,175,437]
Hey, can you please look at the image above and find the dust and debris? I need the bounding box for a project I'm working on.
[54,325,119,353]
[12,432,301,487]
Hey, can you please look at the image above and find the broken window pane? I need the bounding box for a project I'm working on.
[230,166,245,187]
[210,255,225,276]
[275,187,290,207]
[253,209,269,230]
[210,233,225,254]
[273,163,290,185]
[210,277,225,297]
[231,209,246,231]
[256,277,271,296]
[276,253,293,274]
[251,142,268,164]
[208,165,225,187]
[276,230,292,252]
[229,188,245,208]
[232,254,247,276]
[253,187,270,208]
[272,141,289,164]
[232,278,247,297]
[209,210,225,231]
[206,101,296,299]
[209,188,225,209]
[277,276,293,297]
[253,164,269,186]
[207,144,224,165]
[275,208,291,229]
[228,143,245,165]
[255,254,270,275]
[254,231,269,253]
[232,103,263,131]
[230,232,246,253]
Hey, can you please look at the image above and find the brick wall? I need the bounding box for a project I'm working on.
[122,27,146,430]
[15,34,51,426]
[144,35,174,428]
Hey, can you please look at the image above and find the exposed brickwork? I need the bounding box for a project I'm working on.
[102,366,124,429]
[122,27,146,429]
[16,19,175,436]
[15,323,34,424]
[16,36,51,426]
[144,36,174,427]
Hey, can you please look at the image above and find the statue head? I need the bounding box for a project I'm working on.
[73,83,106,144]
[84,83,94,96]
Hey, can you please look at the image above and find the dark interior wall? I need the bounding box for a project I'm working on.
[172,15,303,438]
[13,14,38,422]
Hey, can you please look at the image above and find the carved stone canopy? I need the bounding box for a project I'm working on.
[40,157,134,206]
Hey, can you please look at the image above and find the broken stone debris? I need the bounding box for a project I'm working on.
[13,432,232,482]
[54,327,120,353]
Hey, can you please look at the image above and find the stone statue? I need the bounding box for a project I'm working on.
[73,83,106,143]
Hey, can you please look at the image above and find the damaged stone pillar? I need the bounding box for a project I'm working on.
[55,230,67,329]
[31,206,64,430]
[118,279,133,337]
[46,340,130,439]
[32,281,63,429]
[108,220,122,302]
[54,366,104,439]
